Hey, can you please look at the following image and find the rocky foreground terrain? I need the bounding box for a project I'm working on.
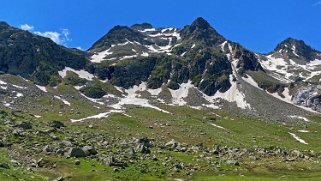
[1,106,321,181]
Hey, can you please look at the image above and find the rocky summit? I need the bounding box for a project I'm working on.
[0,17,321,181]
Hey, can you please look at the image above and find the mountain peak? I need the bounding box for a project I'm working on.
[88,25,148,52]
[191,17,211,29]
[131,23,153,31]
[109,25,132,33]
[180,17,225,46]
[273,37,321,61]
[278,37,305,47]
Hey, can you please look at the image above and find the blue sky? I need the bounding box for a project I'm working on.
[1,0,321,53]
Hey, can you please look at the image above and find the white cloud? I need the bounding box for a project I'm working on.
[34,29,71,45]
[19,24,72,45]
[61,28,71,42]
[76,46,83,50]
[34,31,62,44]
[20,24,34,31]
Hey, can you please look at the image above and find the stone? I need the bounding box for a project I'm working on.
[16,121,32,129]
[54,176,64,181]
[175,162,184,170]
[291,150,302,158]
[136,137,152,148]
[128,147,136,157]
[249,156,259,161]
[0,163,10,169]
[0,140,4,147]
[226,160,240,166]
[66,148,87,158]
[12,129,24,136]
[74,160,81,165]
[136,144,151,154]
[165,139,178,149]
[37,158,49,167]
[83,146,97,155]
[152,155,158,161]
[60,140,73,147]
[43,145,53,153]
[105,157,128,168]
[49,121,65,129]
[51,135,59,140]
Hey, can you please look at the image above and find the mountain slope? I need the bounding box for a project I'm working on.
[0,22,88,86]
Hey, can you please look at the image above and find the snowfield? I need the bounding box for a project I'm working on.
[169,80,194,106]
[109,82,171,114]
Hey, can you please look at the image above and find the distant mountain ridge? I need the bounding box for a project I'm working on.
[0,17,321,115]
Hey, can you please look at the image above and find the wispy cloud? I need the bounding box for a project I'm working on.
[19,24,71,46]
[314,1,321,6]
[20,24,34,31]
[34,31,62,44]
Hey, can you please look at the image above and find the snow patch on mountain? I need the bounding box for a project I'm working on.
[138,28,156,33]
[210,123,225,130]
[109,83,170,114]
[36,85,47,92]
[260,54,321,83]
[269,88,292,104]
[91,48,113,63]
[259,55,293,83]
[71,110,124,122]
[169,81,194,106]
[288,115,310,122]
[211,58,251,109]
[291,45,299,57]
[80,93,105,105]
[12,84,27,89]
[58,67,95,81]
[213,74,250,109]
[14,92,23,98]
[288,132,308,144]
[243,75,259,88]
[0,80,7,85]
[54,95,71,106]
[220,41,228,51]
